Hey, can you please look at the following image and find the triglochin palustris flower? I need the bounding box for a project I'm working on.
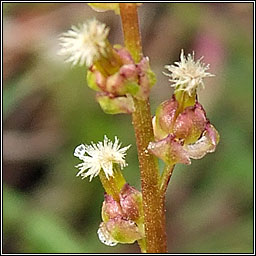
[58,19,110,67]
[74,136,130,181]
[163,49,214,96]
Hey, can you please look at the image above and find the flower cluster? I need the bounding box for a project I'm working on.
[148,51,219,165]
[59,18,156,114]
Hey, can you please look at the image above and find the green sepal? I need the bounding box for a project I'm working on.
[86,71,100,91]
[96,94,135,114]
[147,68,156,88]
[124,81,140,95]
[106,217,144,244]
[174,90,196,111]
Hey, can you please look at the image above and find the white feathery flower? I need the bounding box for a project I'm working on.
[74,136,131,181]
[163,49,214,96]
[58,19,110,67]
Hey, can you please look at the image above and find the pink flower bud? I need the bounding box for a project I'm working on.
[154,97,178,140]
[102,194,123,222]
[94,69,107,91]
[115,47,134,65]
[149,122,219,165]
[105,64,139,96]
[87,46,156,109]
[135,57,155,99]
[105,72,126,95]
[173,102,207,144]
[119,184,143,221]
[120,64,138,80]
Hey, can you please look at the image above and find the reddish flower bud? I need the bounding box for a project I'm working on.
[149,122,219,165]
[119,184,143,221]
[136,57,156,100]
[173,102,207,144]
[102,194,123,222]
[115,47,134,65]
[120,64,138,80]
[154,97,178,140]
[150,97,219,165]
[105,64,139,96]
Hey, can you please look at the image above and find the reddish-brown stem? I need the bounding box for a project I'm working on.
[119,4,167,253]
[119,3,142,63]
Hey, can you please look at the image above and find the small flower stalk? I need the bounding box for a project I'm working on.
[60,3,220,253]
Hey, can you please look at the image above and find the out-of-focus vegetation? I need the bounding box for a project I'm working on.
[3,3,253,253]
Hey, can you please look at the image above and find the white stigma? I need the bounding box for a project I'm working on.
[163,49,214,96]
[74,136,130,181]
[58,19,110,67]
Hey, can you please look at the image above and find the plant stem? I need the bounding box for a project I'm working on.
[119,3,167,253]
[119,3,142,63]
[159,164,175,195]
[99,168,126,202]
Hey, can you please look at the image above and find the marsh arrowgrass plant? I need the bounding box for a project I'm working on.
[58,3,219,253]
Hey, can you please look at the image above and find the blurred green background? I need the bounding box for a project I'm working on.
[3,3,253,253]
